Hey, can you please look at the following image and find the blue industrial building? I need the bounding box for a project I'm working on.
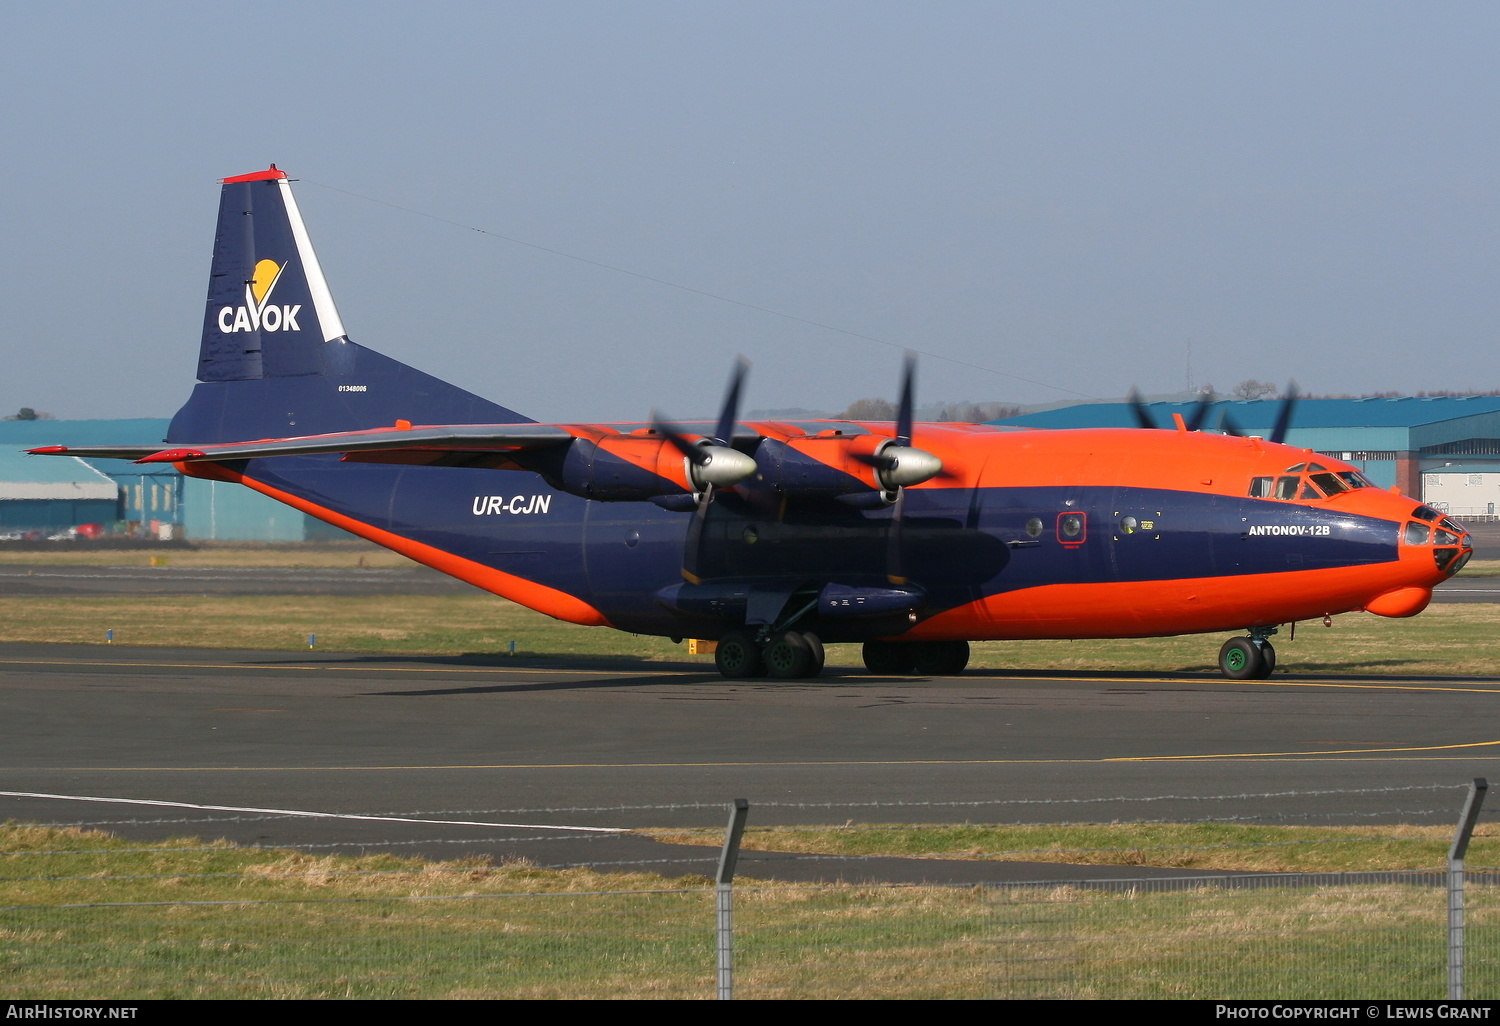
[991,396,1500,518]
[0,419,351,541]
[0,449,117,535]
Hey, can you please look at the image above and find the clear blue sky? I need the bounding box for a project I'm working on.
[3,2,1497,424]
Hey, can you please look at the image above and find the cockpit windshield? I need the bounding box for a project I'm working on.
[1249,464,1371,502]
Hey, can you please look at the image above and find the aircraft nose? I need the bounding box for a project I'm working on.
[1369,508,1473,618]
[1399,509,1473,576]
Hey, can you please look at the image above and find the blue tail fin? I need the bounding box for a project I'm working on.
[168,166,528,443]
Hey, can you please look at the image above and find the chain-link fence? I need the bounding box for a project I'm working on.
[7,873,1499,998]
[4,783,1498,998]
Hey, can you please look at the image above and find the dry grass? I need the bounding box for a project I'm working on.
[0,541,414,568]
[965,602,1500,677]
[645,821,1500,873]
[2,592,1498,677]
[4,824,1490,999]
[0,593,702,662]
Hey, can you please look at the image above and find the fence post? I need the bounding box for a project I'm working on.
[1448,777,1488,1000]
[716,798,750,1000]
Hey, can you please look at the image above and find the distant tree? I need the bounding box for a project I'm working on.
[15,407,37,421]
[936,402,1022,423]
[839,397,898,421]
[1231,379,1277,401]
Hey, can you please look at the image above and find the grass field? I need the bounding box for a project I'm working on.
[0,541,415,568]
[2,824,1494,998]
[645,821,1500,873]
[2,592,1498,677]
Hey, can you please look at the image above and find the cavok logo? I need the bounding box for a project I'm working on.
[217,258,302,334]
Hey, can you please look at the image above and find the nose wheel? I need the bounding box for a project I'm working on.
[1218,636,1276,680]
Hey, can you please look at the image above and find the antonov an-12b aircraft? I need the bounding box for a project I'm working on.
[30,167,1473,679]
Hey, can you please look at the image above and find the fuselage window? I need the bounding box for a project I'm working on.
[1119,515,1139,534]
[1057,513,1086,545]
[1025,517,1043,538]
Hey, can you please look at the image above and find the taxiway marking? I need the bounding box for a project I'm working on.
[0,790,628,832]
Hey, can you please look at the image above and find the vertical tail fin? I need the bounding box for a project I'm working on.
[169,166,527,443]
[197,165,347,381]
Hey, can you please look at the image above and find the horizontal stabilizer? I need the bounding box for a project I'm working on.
[31,424,576,464]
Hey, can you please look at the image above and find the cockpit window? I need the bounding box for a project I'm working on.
[1283,463,1307,473]
[1440,517,1464,535]
[1275,476,1300,500]
[1309,473,1350,496]
[1337,471,1369,490]
[1413,506,1442,522]
[1405,522,1431,545]
[1249,477,1273,498]
[1435,528,1461,546]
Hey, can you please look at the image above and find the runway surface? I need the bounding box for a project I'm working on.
[3,642,1498,883]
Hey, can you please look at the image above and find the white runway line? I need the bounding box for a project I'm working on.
[0,790,629,833]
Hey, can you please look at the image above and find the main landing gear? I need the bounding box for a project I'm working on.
[713,634,972,679]
[862,639,970,677]
[1218,626,1279,680]
[716,630,826,680]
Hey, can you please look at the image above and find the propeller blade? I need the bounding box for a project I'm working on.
[651,411,709,464]
[1127,388,1157,429]
[886,487,907,585]
[1185,393,1214,431]
[895,352,915,447]
[1269,382,1299,445]
[1219,411,1244,437]
[713,356,749,447]
[850,450,896,470]
[681,483,713,583]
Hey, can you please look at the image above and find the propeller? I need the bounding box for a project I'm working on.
[852,354,943,493]
[848,354,944,585]
[1127,384,1298,443]
[653,357,757,583]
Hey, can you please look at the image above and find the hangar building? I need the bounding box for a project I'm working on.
[0,450,117,535]
[0,419,350,541]
[990,396,1500,519]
